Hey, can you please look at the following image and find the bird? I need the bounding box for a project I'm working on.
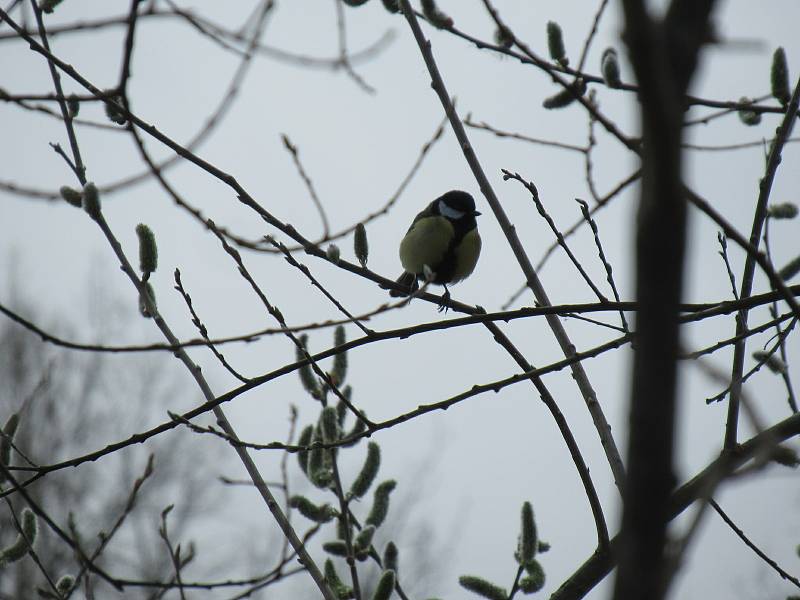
[390,190,482,310]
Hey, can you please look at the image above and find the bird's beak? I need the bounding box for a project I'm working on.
[473,210,482,216]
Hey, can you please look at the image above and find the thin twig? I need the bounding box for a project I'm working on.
[763,218,799,413]
[158,507,188,600]
[29,0,86,183]
[333,0,375,94]
[584,110,601,203]
[717,232,740,301]
[0,464,125,590]
[686,187,800,320]
[576,0,611,73]
[206,220,371,426]
[66,456,156,599]
[710,498,800,589]
[504,169,641,309]
[507,564,527,600]
[2,2,272,203]
[505,170,608,302]
[577,198,629,332]
[281,134,331,239]
[266,237,372,335]
[724,74,800,448]
[117,0,141,96]
[329,452,362,600]
[685,136,800,152]
[463,115,587,153]
[278,407,298,563]
[706,318,798,404]
[260,114,448,254]
[174,268,251,383]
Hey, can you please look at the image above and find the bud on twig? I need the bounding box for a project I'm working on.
[82,182,101,219]
[56,575,75,595]
[543,80,586,109]
[297,335,321,399]
[138,282,157,318]
[39,0,64,14]
[326,243,341,264]
[494,25,514,49]
[421,0,453,29]
[779,254,800,281]
[104,91,128,125]
[372,570,396,600]
[349,442,381,499]
[289,495,337,523]
[546,21,568,66]
[354,223,369,268]
[752,350,787,374]
[520,560,546,593]
[771,47,790,106]
[59,186,83,207]
[136,224,158,274]
[297,424,314,475]
[324,559,353,599]
[0,508,38,566]
[737,97,762,126]
[365,480,396,528]
[383,541,399,573]
[67,94,80,118]
[515,501,537,565]
[768,202,798,219]
[459,575,507,600]
[601,48,621,88]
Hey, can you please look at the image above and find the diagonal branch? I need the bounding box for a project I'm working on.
[397,0,626,493]
[725,74,800,449]
[551,411,800,600]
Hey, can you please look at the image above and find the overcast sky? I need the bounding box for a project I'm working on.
[2,1,800,598]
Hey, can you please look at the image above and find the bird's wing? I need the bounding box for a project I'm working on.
[406,200,438,233]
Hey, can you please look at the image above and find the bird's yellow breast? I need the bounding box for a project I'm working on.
[451,227,481,283]
[399,216,454,275]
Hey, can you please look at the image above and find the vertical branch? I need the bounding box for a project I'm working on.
[725,75,800,448]
[614,2,716,600]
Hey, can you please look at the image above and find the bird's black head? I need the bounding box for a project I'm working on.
[436,190,481,221]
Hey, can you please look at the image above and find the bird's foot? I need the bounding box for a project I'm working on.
[437,287,451,313]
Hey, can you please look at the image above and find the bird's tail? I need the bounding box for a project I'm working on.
[389,272,419,297]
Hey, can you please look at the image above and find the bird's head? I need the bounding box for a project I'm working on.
[437,190,481,221]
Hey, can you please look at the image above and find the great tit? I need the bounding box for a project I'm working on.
[390,190,482,307]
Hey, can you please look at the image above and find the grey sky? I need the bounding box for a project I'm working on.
[2,1,800,598]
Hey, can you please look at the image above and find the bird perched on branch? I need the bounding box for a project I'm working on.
[390,190,482,310]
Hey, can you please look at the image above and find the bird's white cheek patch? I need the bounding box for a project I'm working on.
[438,201,466,221]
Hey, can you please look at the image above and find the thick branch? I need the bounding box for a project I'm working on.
[614,1,716,599]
